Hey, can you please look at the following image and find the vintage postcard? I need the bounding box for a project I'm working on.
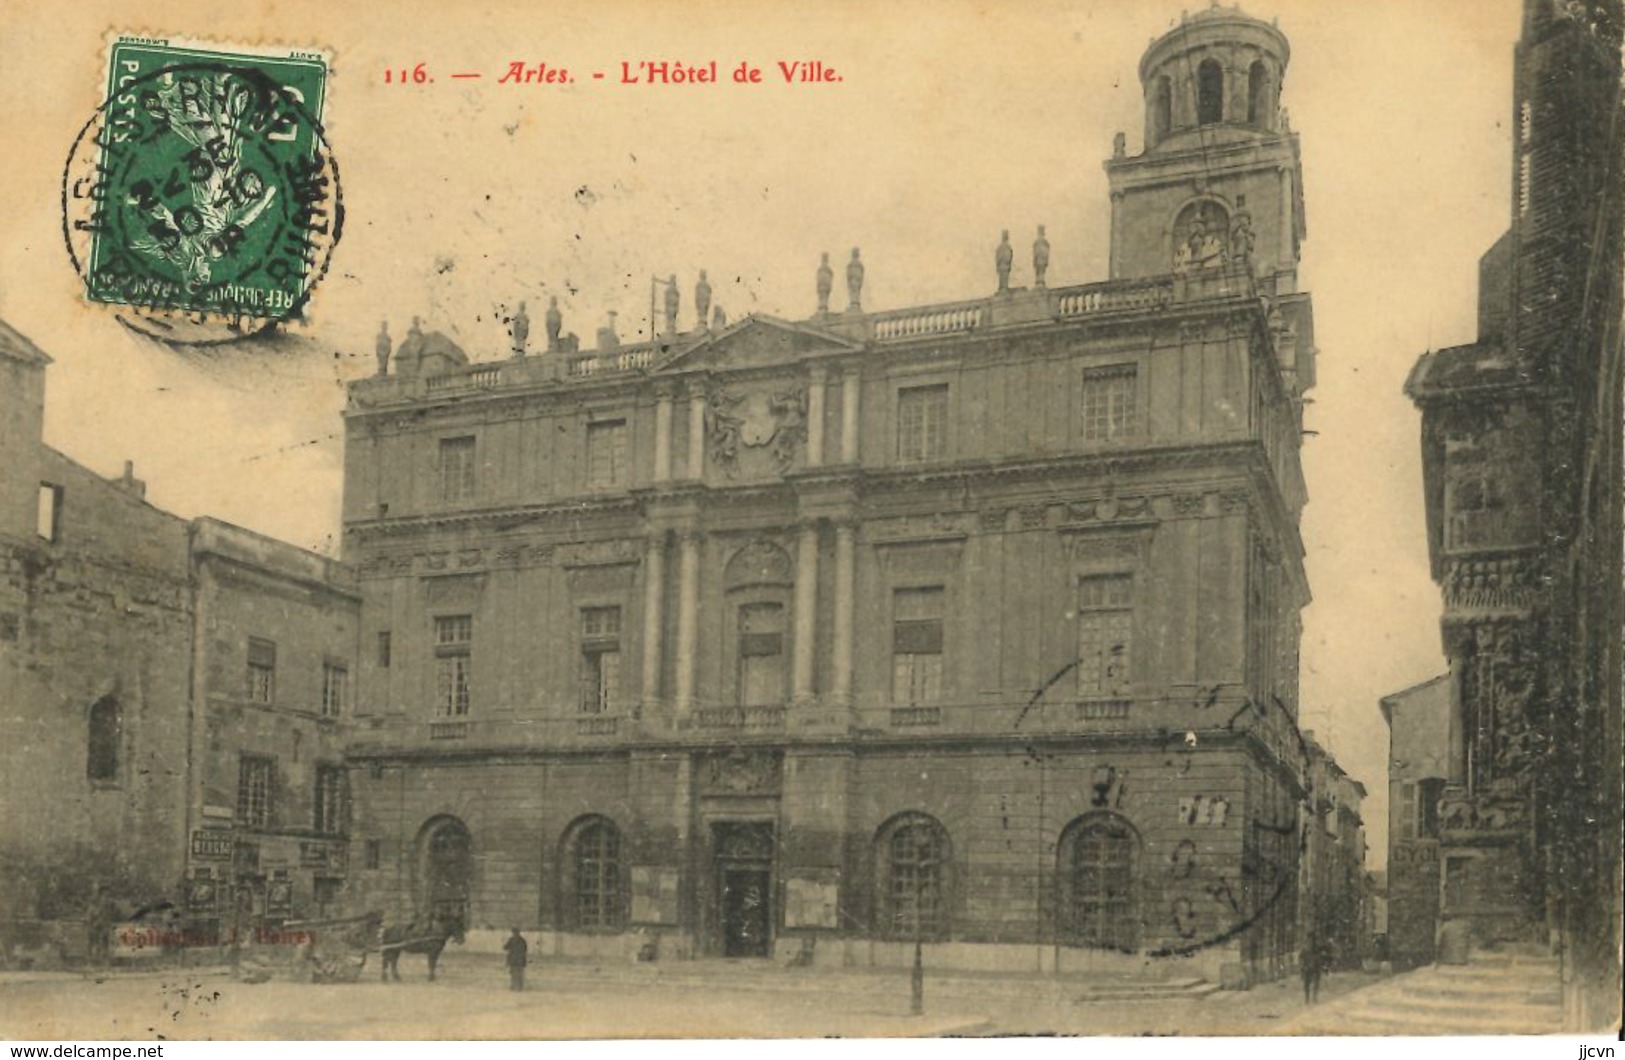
[0,0,1620,1045]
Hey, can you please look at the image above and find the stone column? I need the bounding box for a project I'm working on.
[653,389,674,483]
[793,522,819,703]
[840,370,860,464]
[641,531,665,712]
[1278,167,1294,272]
[831,520,856,704]
[1109,190,1125,279]
[674,531,701,713]
[805,366,826,469]
[687,387,707,479]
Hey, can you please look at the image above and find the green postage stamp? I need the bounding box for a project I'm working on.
[62,37,341,341]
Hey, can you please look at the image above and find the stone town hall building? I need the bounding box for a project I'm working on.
[341,7,1318,984]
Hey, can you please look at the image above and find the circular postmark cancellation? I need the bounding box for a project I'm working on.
[61,40,342,345]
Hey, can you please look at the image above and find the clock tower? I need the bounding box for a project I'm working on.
[1104,4,1313,398]
[1106,5,1305,296]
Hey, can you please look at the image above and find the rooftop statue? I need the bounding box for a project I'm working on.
[545,296,563,352]
[374,319,391,376]
[511,300,530,356]
[695,270,713,329]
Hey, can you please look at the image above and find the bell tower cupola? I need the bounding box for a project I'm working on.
[1105,4,1306,296]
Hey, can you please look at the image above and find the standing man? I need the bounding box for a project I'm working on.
[504,926,528,992]
[1300,931,1323,1005]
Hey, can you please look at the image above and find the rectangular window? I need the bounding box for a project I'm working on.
[439,436,477,504]
[247,638,276,705]
[892,587,945,706]
[1419,777,1445,840]
[1081,366,1138,441]
[896,384,949,463]
[1076,575,1133,697]
[377,631,392,668]
[434,615,473,717]
[579,606,623,715]
[237,755,274,829]
[314,765,346,835]
[313,876,342,917]
[586,420,629,488]
[364,839,382,870]
[738,603,786,706]
[1396,781,1417,841]
[321,662,348,717]
[37,483,63,542]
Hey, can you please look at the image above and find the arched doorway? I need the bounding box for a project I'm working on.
[416,816,472,928]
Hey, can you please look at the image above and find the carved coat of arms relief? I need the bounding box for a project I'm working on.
[708,382,807,476]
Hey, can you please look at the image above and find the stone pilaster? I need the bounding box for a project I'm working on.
[806,365,826,469]
[674,530,702,712]
[653,388,674,483]
[831,519,856,704]
[641,531,666,713]
[840,370,860,464]
[793,521,819,703]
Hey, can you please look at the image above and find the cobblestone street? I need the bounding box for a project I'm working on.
[0,957,1388,1039]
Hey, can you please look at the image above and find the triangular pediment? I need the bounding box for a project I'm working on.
[656,314,860,374]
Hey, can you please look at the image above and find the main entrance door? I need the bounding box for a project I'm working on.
[714,822,774,958]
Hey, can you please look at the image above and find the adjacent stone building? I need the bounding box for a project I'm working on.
[342,5,1324,985]
[0,321,194,958]
[183,519,359,943]
[0,321,360,963]
[1300,733,1368,970]
[1379,674,1452,970]
[1405,0,1623,1028]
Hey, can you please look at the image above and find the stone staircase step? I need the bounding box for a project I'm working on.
[1074,980,1220,1002]
[1421,981,1562,1001]
[1383,996,1562,1021]
[1290,1007,1565,1035]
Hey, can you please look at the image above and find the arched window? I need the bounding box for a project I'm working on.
[876,813,951,939]
[565,816,624,931]
[417,816,472,928]
[1247,61,1270,125]
[87,696,120,783]
[1197,59,1224,125]
[1058,814,1140,951]
[725,541,794,710]
[1153,75,1173,141]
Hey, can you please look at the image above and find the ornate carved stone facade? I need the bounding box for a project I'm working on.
[1404,0,1622,1025]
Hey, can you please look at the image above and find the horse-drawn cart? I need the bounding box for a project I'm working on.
[236,912,380,983]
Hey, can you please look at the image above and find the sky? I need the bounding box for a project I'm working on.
[0,0,1525,868]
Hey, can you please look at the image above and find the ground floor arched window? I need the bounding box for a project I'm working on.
[1058,813,1139,951]
[564,816,624,931]
[876,813,951,939]
[417,815,472,929]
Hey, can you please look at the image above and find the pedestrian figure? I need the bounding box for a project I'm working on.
[504,926,528,992]
[1300,935,1323,1005]
[85,883,111,964]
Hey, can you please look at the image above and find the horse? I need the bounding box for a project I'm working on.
[379,913,465,982]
